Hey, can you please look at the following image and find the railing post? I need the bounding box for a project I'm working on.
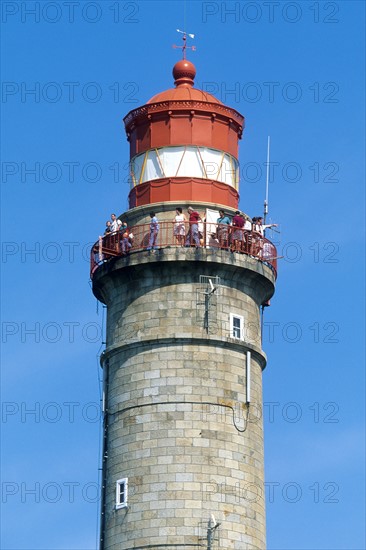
[98,236,103,262]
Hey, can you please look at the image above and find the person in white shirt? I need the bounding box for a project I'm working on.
[110,213,122,233]
[251,217,278,257]
[252,216,277,236]
[173,207,186,246]
[242,214,252,254]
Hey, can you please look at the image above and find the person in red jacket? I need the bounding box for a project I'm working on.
[185,206,202,248]
[231,211,244,253]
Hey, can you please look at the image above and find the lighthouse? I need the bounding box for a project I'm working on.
[91,48,277,550]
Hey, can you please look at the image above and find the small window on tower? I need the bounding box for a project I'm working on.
[230,313,244,340]
[116,478,128,509]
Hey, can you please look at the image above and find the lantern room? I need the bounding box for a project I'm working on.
[123,59,245,209]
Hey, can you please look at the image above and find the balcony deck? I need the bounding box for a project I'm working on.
[90,222,278,279]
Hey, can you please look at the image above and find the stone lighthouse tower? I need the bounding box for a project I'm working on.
[91,51,277,550]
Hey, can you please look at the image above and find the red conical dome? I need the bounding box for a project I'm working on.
[147,59,222,104]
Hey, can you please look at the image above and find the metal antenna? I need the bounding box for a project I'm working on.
[264,136,270,225]
[207,514,220,549]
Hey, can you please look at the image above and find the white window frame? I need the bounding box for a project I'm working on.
[115,478,128,509]
[230,313,244,340]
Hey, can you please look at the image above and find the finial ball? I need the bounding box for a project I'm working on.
[173,60,196,87]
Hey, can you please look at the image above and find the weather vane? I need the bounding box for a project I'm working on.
[173,29,196,60]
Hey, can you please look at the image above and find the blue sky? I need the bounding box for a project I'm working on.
[1,1,365,549]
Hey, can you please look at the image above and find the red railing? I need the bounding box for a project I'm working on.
[90,222,278,278]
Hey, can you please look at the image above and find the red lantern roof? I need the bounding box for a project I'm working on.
[147,59,222,105]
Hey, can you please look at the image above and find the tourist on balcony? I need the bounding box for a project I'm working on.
[231,211,245,253]
[111,213,122,233]
[117,221,130,255]
[147,212,159,251]
[120,221,128,233]
[185,207,202,248]
[120,231,132,255]
[216,210,231,249]
[173,207,186,246]
[252,216,278,236]
[110,213,122,251]
[104,221,112,235]
[241,214,252,254]
[251,217,278,257]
